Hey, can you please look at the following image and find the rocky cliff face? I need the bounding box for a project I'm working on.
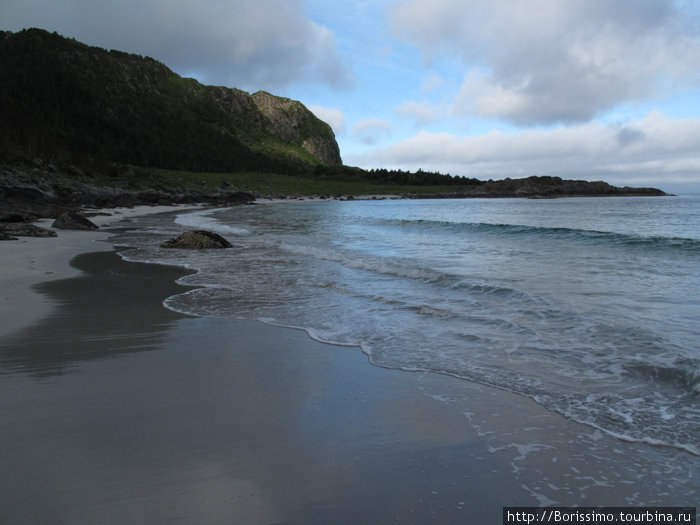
[252,91,342,165]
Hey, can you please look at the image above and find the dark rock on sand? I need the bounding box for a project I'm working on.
[52,211,99,230]
[160,230,232,249]
[0,222,57,239]
[215,191,256,205]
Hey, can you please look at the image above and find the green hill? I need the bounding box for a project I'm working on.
[0,28,341,174]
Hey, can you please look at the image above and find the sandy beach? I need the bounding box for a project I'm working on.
[0,205,201,337]
[0,206,696,524]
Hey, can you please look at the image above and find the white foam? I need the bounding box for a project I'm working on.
[175,208,250,236]
[279,242,446,282]
[521,484,560,507]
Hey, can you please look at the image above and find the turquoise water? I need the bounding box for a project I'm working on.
[113,196,700,455]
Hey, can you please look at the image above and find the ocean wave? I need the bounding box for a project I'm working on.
[370,218,700,252]
[278,241,447,282]
[175,208,250,236]
[624,361,700,395]
[278,240,550,312]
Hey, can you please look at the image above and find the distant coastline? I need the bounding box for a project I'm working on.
[0,161,669,225]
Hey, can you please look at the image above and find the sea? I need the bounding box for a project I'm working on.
[110,195,700,457]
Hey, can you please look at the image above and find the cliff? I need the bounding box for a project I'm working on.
[252,91,341,165]
[0,28,342,173]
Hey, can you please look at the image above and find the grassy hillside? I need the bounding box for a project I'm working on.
[0,28,340,174]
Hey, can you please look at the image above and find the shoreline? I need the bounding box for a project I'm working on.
[0,204,202,337]
[1,202,697,522]
[252,192,675,204]
[3,249,695,523]
[0,245,538,523]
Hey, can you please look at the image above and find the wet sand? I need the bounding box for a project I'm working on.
[0,249,519,523]
[0,223,697,523]
[0,205,200,337]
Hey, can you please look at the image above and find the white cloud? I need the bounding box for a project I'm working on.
[351,111,700,189]
[390,0,700,125]
[395,101,442,126]
[309,105,347,135]
[0,0,354,92]
[351,118,392,145]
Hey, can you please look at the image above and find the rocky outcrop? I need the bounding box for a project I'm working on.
[302,136,343,167]
[0,221,57,239]
[52,211,99,230]
[0,211,57,239]
[160,230,232,249]
[0,164,257,218]
[252,91,342,165]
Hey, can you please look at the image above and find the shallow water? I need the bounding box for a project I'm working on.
[112,195,700,456]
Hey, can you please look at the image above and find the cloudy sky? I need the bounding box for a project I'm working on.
[3,0,700,192]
